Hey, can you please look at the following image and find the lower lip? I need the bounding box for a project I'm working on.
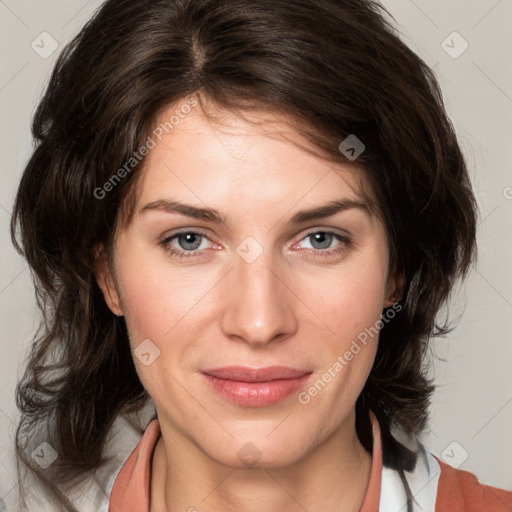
[202,373,312,407]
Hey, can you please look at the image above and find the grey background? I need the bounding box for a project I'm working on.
[1,0,511,507]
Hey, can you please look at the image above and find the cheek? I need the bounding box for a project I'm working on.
[295,267,385,420]
[114,250,218,352]
[300,258,388,340]
[118,274,170,344]
[295,256,387,404]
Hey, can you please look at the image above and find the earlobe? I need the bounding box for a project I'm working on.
[384,294,401,308]
[384,271,405,308]
[93,243,124,317]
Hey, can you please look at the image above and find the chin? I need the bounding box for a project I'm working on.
[204,434,310,470]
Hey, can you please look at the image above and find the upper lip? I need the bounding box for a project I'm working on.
[203,365,312,382]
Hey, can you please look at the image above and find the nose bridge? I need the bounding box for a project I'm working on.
[220,236,296,346]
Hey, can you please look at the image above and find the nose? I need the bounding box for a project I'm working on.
[220,246,298,348]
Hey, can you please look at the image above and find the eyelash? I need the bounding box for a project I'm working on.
[159,229,351,260]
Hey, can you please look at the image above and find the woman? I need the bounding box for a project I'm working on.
[10,0,512,511]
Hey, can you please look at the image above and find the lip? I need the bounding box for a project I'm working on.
[202,365,313,407]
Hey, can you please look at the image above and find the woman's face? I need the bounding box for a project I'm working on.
[97,100,399,468]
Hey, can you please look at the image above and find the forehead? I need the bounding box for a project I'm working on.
[120,100,380,226]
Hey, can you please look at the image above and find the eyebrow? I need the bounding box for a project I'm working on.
[139,198,371,225]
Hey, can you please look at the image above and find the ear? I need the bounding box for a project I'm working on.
[384,268,405,308]
[93,243,124,316]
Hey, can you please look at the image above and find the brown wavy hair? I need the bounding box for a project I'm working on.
[10,0,477,510]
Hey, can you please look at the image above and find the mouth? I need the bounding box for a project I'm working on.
[201,365,313,407]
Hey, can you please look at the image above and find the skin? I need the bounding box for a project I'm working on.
[95,98,402,512]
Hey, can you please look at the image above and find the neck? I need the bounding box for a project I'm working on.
[150,412,373,512]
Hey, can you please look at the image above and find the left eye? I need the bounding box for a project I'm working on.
[298,231,343,251]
